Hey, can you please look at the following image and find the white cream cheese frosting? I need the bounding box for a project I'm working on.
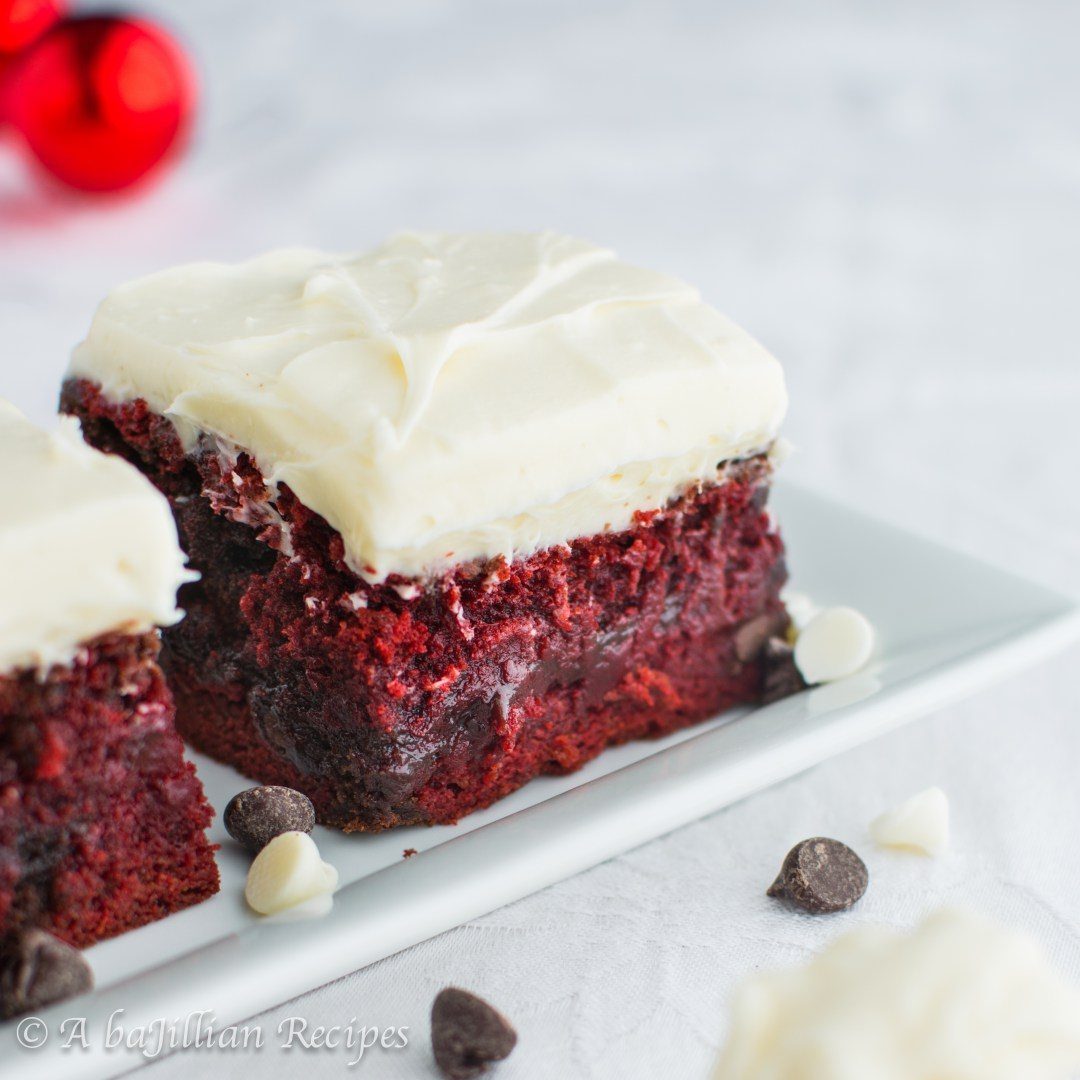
[69,231,787,580]
[712,909,1080,1080]
[0,400,192,674]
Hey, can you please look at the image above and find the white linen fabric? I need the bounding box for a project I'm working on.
[3,1,1078,1076]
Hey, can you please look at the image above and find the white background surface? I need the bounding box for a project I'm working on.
[2,2,1079,1076]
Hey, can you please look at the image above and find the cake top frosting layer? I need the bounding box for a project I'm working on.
[70,231,787,580]
[0,400,192,674]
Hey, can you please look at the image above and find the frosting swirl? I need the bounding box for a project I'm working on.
[70,232,787,579]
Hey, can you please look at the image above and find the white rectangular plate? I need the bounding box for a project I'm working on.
[5,483,1080,1079]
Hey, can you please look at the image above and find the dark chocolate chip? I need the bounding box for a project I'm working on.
[224,785,316,852]
[0,929,93,1019]
[760,637,808,704]
[432,987,517,1079]
[767,837,868,914]
[735,614,775,663]
[403,848,417,859]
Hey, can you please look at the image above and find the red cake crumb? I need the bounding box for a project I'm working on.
[63,378,789,832]
[0,631,219,948]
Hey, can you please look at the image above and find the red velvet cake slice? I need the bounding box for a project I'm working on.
[62,231,790,831]
[0,401,219,948]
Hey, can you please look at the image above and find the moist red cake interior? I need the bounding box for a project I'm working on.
[63,378,788,832]
[0,631,219,949]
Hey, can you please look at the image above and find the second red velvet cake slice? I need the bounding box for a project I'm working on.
[62,232,790,831]
[0,401,219,947]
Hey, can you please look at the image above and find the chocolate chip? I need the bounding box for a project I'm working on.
[760,637,808,704]
[0,929,93,1019]
[403,848,417,859]
[224,785,316,852]
[432,987,517,1079]
[767,837,868,914]
[735,614,774,662]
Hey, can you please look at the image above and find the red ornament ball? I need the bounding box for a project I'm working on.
[4,14,196,192]
[0,0,64,56]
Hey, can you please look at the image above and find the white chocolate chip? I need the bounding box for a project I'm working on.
[870,787,950,856]
[244,831,339,915]
[780,590,820,632]
[793,606,874,683]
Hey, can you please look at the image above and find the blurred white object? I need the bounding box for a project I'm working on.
[871,786,950,856]
[712,909,1080,1080]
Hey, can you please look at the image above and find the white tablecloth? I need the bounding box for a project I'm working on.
[3,1,1079,1076]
